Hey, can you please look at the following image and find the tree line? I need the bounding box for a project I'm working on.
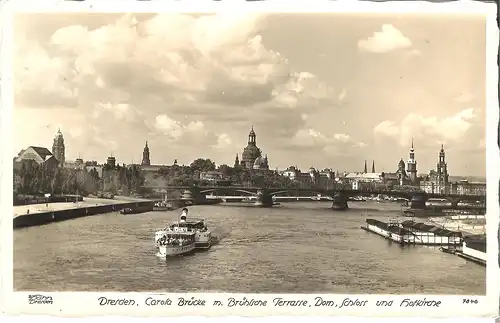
[13,160,145,197]
[156,158,314,189]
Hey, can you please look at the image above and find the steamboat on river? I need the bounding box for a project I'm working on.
[155,208,213,257]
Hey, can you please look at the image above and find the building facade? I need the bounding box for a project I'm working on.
[14,146,59,172]
[280,166,336,188]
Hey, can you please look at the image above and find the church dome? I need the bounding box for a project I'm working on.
[242,145,261,161]
[253,156,263,166]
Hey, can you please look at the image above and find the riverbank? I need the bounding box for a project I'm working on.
[13,196,154,229]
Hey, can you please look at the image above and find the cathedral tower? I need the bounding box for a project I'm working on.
[141,141,151,166]
[52,128,65,166]
[406,139,417,184]
[436,144,449,187]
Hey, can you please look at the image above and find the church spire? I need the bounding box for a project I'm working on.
[363,160,367,173]
[234,153,240,167]
[248,126,256,145]
[372,160,375,173]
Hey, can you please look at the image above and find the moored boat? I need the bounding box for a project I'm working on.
[120,206,151,215]
[156,227,196,257]
[153,201,174,211]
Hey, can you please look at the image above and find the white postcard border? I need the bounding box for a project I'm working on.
[0,0,499,318]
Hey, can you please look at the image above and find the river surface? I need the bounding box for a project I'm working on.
[14,201,485,294]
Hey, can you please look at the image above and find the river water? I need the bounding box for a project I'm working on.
[14,201,485,294]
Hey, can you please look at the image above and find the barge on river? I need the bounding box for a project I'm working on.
[361,218,462,246]
[440,234,487,266]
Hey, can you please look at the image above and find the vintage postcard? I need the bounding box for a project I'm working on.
[0,0,499,319]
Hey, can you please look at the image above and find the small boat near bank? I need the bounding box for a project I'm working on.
[153,201,174,211]
[120,205,151,215]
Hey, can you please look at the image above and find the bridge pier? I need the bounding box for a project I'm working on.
[409,193,428,210]
[179,187,209,206]
[449,198,460,208]
[255,189,274,208]
[331,193,348,210]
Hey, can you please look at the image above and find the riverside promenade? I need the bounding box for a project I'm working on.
[13,196,154,228]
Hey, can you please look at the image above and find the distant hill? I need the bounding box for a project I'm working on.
[448,175,486,183]
[418,174,485,183]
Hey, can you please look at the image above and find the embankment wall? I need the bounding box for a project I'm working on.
[14,201,154,229]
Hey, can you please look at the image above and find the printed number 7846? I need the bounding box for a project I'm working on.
[462,299,479,304]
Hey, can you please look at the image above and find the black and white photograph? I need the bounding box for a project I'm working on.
[2,0,499,318]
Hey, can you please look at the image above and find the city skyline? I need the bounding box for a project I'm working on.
[13,13,486,176]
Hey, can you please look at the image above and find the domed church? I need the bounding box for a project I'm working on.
[234,126,269,170]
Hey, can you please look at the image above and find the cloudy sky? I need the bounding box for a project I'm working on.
[13,12,486,176]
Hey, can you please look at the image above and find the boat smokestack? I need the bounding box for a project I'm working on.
[180,207,188,222]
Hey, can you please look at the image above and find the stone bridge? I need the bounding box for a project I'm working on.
[146,185,486,210]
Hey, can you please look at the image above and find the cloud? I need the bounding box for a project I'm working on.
[154,114,218,146]
[373,108,477,146]
[454,92,475,103]
[212,133,234,150]
[358,24,415,54]
[14,13,342,162]
[338,88,347,102]
[290,128,365,156]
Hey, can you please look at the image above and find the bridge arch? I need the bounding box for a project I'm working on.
[270,189,326,196]
[199,188,257,196]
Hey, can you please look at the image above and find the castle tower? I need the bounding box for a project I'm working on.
[406,138,417,184]
[52,128,65,166]
[107,153,116,168]
[141,141,151,166]
[363,160,367,173]
[371,160,375,173]
[397,158,406,185]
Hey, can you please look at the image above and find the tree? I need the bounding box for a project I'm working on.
[190,158,216,172]
[217,164,233,178]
